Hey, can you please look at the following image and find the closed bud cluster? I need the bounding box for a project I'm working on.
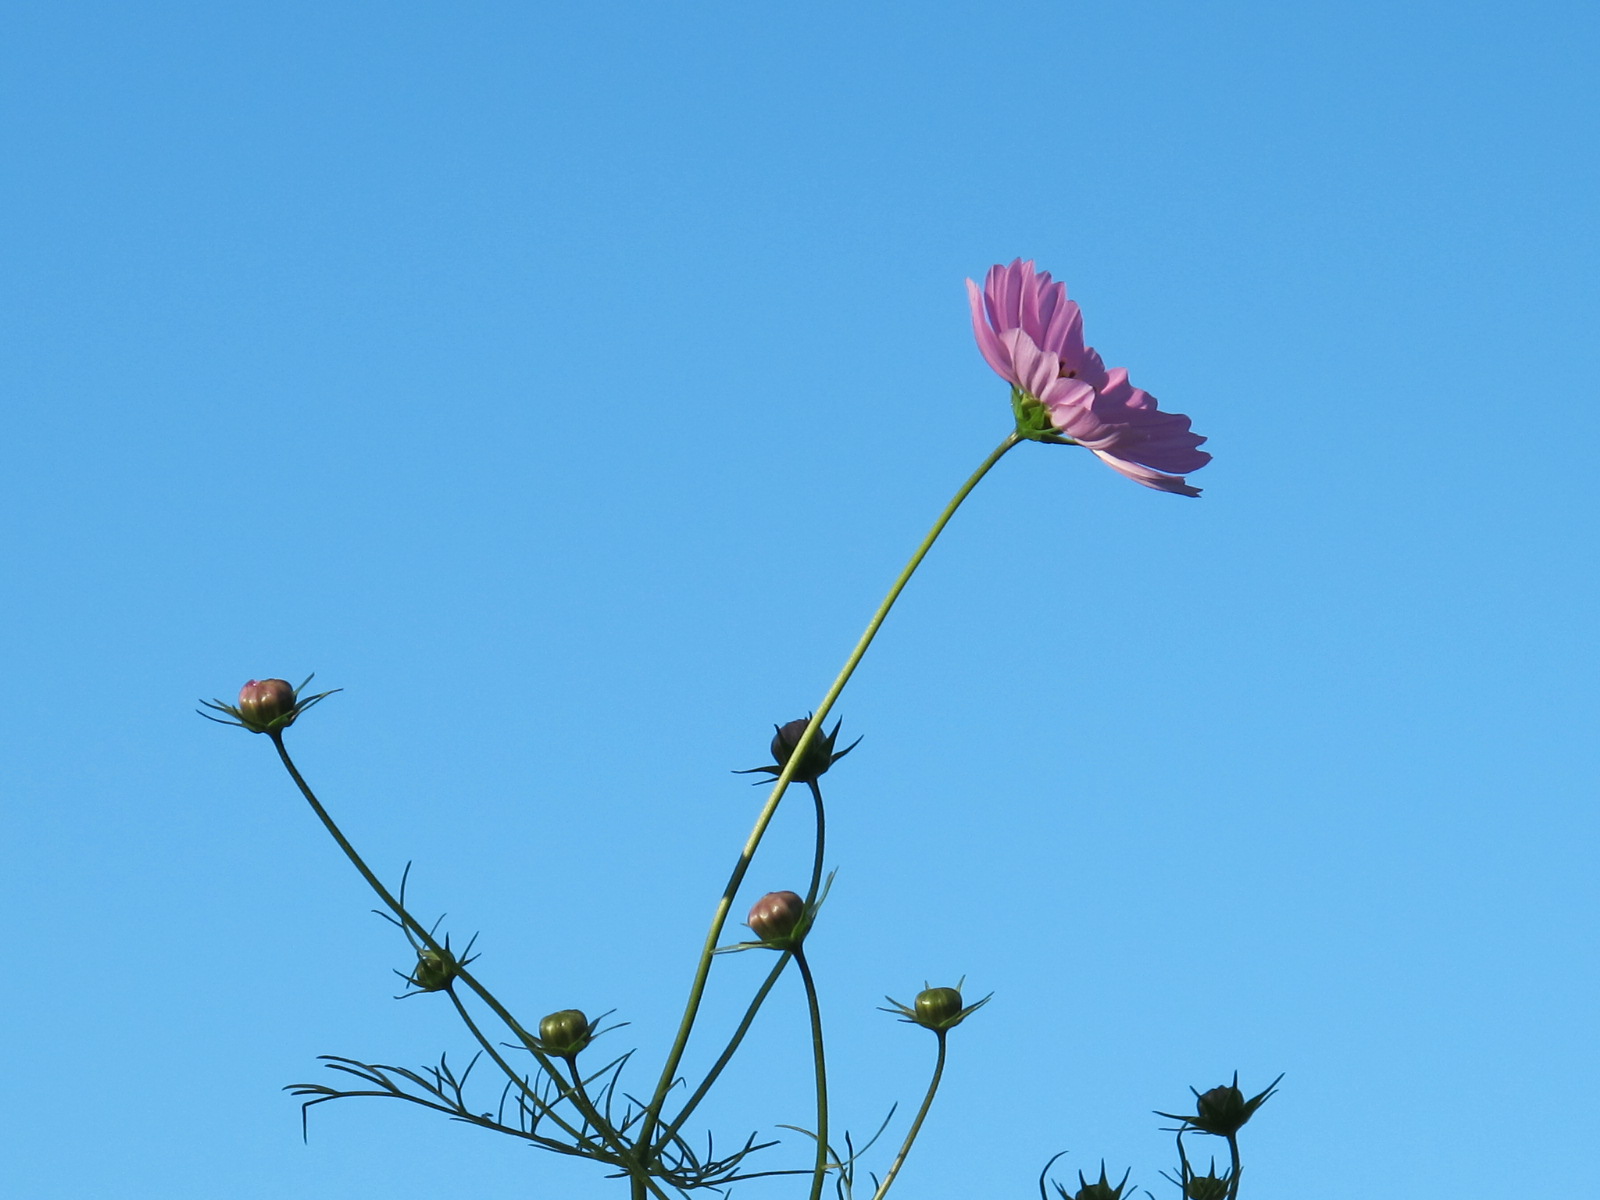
[539,1009,592,1058]
[747,890,806,944]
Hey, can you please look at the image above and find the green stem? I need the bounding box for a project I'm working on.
[794,947,829,1200]
[871,1032,948,1200]
[1226,1132,1242,1200]
[639,433,1020,1151]
[446,990,593,1154]
[269,733,671,1200]
[655,770,831,1147]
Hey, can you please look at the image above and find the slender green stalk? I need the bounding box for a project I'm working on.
[270,733,671,1200]
[1226,1132,1242,1200]
[640,433,1021,1152]
[657,776,830,1147]
[794,947,829,1200]
[445,990,595,1154]
[871,1032,948,1200]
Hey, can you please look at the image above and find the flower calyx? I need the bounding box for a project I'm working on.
[198,674,341,735]
[735,715,861,784]
[1155,1071,1283,1137]
[881,981,991,1033]
[408,945,463,993]
[1063,1162,1133,1200]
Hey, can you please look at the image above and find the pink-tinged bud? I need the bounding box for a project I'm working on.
[539,1009,592,1057]
[199,673,340,735]
[237,678,298,731]
[747,891,806,943]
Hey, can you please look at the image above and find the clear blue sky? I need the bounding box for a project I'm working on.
[5,2,1597,1197]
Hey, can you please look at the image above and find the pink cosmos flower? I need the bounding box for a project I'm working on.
[968,259,1210,496]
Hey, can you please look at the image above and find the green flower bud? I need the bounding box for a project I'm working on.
[882,982,991,1032]
[1184,1173,1230,1200]
[1072,1164,1132,1200]
[410,947,458,992]
[1155,1072,1283,1137]
[539,1009,592,1057]
[237,678,297,731]
[735,715,861,783]
[747,890,806,943]
[915,986,964,1026]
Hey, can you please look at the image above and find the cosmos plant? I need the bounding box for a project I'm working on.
[204,262,1275,1199]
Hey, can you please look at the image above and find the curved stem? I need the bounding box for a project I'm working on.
[270,733,671,1200]
[871,1032,948,1200]
[794,947,829,1200]
[1226,1132,1242,1200]
[640,433,1020,1150]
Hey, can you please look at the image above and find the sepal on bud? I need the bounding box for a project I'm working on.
[735,715,861,784]
[1155,1071,1283,1137]
[881,981,992,1033]
[198,674,341,735]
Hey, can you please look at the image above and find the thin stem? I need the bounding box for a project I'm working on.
[794,947,829,1200]
[1226,1132,1242,1200]
[657,951,792,1146]
[270,733,672,1200]
[640,433,1021,1150]
[446,990,593,1154]
[871,1032,948,1200]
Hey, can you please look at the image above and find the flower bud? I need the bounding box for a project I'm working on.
[770,719,834,782]
[1184,1173,1230,1200]
[735,715,861,783]
[237,678,297,731]
[747,890,806,943]
[1072,1164,1132,1200]
[1155,1072,1282,1137]
[882,982,991,1032]
[539,1009,592,1057]
[410,947,457,992]
[914,986,965,1026]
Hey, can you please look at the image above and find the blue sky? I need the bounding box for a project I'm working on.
[5,2,1597,1197]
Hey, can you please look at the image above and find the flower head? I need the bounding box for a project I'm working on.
[968,259,1210,496]
[198,674,341,735]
